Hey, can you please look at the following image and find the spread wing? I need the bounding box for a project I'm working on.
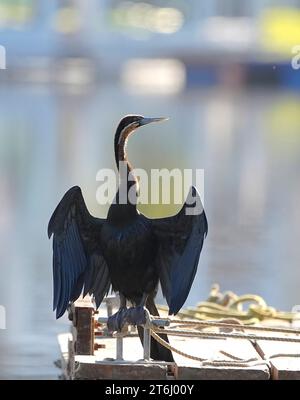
[151,186,207,315]
[48,186,110,318]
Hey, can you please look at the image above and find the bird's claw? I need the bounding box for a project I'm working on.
[132,305,147,325]
[107,306,147,332]
[107,307,127,332]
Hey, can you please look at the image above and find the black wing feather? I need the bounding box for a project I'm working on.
[151,186,207,315]
[48,186,110,318]
[84,253,111,308]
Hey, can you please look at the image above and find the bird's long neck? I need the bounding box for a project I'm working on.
[113,125,139,211]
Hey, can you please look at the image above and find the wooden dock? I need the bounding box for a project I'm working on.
[57,297,300,380]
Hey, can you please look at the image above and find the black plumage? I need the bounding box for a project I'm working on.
[48,115,207,362]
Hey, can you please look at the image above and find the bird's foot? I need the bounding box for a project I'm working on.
[107,307,127,332]
[107,306,147,332]
[130,305,147,326]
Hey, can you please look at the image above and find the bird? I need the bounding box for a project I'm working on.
[48,115,208,362]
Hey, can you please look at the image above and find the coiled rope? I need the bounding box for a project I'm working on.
[158,284,300,325]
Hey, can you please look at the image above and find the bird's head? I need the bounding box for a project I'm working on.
[114,114,168,162]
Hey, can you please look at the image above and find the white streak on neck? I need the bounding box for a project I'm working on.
[118,122,137,145]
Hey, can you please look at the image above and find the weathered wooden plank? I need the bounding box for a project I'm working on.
[255,340,300,380]
[57,302,281,380]
[73,357,168,380]
[92,334,270,379]
[169,337,270,380]
[58,333,171,379]
[58,331,272,379]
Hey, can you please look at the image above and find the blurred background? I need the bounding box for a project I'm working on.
[0,0,300,379]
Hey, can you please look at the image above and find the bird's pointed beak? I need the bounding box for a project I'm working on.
[139,117,169,126]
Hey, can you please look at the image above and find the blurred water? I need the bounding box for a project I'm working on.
[0,83,300,378]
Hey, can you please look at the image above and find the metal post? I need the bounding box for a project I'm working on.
[143,325,151,361]
[116,333,123,360]
[143,307,152,362]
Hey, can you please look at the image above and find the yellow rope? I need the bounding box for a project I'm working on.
[153,326,300,343]
[150,330,207,362]
[158,284,300,325]
[154,317,300,335]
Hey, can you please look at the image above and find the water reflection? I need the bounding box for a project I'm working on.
[0,84,300,378]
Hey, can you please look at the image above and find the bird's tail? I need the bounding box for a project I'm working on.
[137,297,174,362]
